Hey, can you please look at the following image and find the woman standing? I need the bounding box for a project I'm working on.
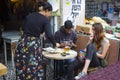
[14,1,56,80]
[67,23,110,80]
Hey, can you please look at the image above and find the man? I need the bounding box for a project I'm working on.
[54,20,77,79]
[54,20,77,49]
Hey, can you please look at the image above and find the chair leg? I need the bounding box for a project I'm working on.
[3,75,6,80]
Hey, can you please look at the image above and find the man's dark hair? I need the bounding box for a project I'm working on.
[38,1,52,11]
[64,20,74,29]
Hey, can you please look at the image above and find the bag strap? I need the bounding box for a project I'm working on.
[104,46,110,60]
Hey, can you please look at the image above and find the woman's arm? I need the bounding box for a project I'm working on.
[96,40,110,59]
[44,20,56,46]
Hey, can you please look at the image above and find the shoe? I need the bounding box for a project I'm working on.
[74,72,87,80]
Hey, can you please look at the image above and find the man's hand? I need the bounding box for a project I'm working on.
[56,43,65,48]
[71,42,77,48]
[56,43,60,47]
[60,43,65,47]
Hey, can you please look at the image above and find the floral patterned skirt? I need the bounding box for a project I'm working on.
[14,35,45,80]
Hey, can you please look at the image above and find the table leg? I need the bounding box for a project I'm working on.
[11,45,14,68]
[3,40,7,66]
[3,75,6,80]
[54,60,57,79]
[54,60,65,79]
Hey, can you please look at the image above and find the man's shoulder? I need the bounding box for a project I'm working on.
[71,29,77,34]
[55,29,61,36]
[55,26,63,33]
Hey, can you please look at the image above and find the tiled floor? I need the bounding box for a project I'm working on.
[0,61,16,80]
[0,49,15,80]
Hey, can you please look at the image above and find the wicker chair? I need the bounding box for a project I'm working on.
[0,63,7,80]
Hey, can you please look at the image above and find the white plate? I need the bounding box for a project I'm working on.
[43,47,62,54]
[43,47,54,51]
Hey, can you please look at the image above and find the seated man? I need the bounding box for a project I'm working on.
[54,20,77,49]
[54,20,77,78]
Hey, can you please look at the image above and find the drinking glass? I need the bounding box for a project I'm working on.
[63,39,72,52]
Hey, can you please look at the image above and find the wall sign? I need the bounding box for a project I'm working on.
[48,0,60,16]
[62,0,85,26]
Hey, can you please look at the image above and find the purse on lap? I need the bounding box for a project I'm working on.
[100,50,109,67]
[100,58,108,67]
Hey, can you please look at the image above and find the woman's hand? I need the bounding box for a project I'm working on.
[40,32,46,40]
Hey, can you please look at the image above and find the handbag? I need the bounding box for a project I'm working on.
[100,47,110,67]
[100,59,108,67]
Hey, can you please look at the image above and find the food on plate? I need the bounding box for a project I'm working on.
[61,51,67,56]
[43,47,64,54]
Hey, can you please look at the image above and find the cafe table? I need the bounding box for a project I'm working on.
[42,49,77,60]
[42,48,77,79]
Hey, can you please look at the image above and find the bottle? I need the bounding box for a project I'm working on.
[78,50,86,60]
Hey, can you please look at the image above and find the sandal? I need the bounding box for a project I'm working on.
[74,72,87,80]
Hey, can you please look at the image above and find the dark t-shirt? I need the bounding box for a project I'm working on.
[23,12,55,46]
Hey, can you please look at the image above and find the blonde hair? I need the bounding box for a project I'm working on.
[38,6,43,11]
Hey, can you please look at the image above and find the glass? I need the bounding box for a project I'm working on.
[64,39,72,45]
[63,39,72,52]
[78,50,86,60]
[64,46,70,51]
